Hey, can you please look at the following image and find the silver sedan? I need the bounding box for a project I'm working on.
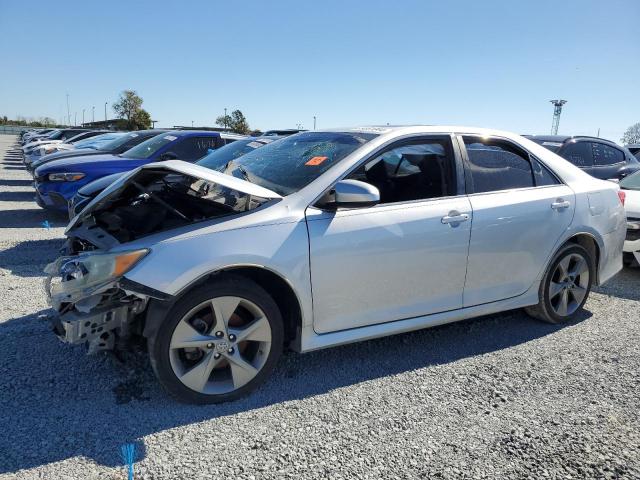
[46,126,626,403]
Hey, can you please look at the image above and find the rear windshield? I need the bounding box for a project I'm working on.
[620,171,640,191]
[227,131,378,195]
[529,139,564,153]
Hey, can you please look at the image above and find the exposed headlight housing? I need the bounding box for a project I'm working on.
[48,172,85,182]
[46,249,150,300]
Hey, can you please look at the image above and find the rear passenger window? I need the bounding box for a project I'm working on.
[592,143,624,166]
[560,141,592,167]
[347,137,457,204]
[463,137,534,193]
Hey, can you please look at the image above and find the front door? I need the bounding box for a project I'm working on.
[306,135,472,334]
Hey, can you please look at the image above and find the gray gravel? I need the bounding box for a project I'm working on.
[0,133,639,479]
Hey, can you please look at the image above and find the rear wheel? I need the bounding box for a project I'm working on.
[525,244,594,324]
[149,275,283,404]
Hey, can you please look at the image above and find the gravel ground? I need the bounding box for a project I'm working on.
[0,133,639,479]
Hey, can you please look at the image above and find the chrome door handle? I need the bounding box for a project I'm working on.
[441,213,469,224]
[551,200,571,210]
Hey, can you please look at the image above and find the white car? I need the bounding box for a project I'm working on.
[46,126,626,403]
[619,171,640,265]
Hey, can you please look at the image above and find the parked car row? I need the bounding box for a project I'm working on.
[20,128,245,211]
[37,125,629,404]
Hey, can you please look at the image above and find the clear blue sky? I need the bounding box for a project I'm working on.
[0,0,638,142]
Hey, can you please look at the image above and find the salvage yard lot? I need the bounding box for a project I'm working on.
[0,133,639,479]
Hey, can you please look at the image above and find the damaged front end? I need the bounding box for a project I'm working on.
[46,160,281,353]
[44,250,158,353]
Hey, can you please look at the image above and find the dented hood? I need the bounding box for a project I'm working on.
[66,160,282,233]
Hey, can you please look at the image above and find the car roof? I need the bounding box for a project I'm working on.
[162,129,221,137]
[525,134,622,147]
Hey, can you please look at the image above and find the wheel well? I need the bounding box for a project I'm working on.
[565,234,600,282]
[216,266,302,346]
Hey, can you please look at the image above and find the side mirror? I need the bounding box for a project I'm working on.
[319,179,380,209]
[160,152,178,161]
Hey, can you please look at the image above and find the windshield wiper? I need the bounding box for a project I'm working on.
[235,165,251,182]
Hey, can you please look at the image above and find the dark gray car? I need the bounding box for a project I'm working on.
[526,135,640,180]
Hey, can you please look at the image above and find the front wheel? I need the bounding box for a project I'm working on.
[525,244,594,324]
[149,275,284,404]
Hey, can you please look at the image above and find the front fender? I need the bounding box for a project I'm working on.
[124,220,313,327]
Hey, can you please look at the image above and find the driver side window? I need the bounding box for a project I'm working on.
[346,138,457,204]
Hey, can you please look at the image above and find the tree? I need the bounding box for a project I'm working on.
[621,123,640,145]
[215,109,251,134]
[113,90,150,129]
[131,109,152,130]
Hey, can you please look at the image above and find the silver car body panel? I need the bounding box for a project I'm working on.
[60,126,625,353]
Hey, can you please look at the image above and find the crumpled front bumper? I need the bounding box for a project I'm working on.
[44,257,150,353]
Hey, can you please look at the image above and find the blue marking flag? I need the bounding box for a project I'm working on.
[120,443,137,480]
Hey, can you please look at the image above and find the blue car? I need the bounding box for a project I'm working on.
[34,130,224,211]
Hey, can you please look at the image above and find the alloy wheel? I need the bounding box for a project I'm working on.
[548,252,590,317]
[169,296,272,395]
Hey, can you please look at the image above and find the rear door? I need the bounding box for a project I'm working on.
[460,135,575,307]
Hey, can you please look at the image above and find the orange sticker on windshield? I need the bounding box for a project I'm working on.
[305,156,328,166]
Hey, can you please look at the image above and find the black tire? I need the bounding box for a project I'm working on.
[148,274,284,404]
[525,243,595,324]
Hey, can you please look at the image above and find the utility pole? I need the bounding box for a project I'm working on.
[66,93,71,126]
[313,116,316,130]
[104,102,108,122]
[92,106,95,123]
[549,99,567,135]
[82,109,85,126]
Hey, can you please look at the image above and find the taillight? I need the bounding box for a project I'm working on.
[618,190,626,206]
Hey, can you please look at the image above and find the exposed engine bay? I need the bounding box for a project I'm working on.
[47,162,279,353]
[67,167,271,253]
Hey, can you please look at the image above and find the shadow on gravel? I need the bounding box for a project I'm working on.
[593,266,640,301]
[0,208,68,228]
[0,306,590,474]
[0,179,32,187]
[0,190,36,202]
[0,239,65,275]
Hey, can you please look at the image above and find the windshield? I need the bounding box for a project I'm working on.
[123,133,179,159]
[45,130,63,140]
[620,171,640,191]
[74,133,124,149]
[227,131,378,195]
[97,132,143,151]
[196,138,275,171]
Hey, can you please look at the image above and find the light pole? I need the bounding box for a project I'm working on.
[104,102,108,121]
[92,106,95,123]
[192,120,194,127]
[82,109,85,126]
[74,112,77,126]
[313,116,316,130]
[66,93,71,126]
[224,108,227,130]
